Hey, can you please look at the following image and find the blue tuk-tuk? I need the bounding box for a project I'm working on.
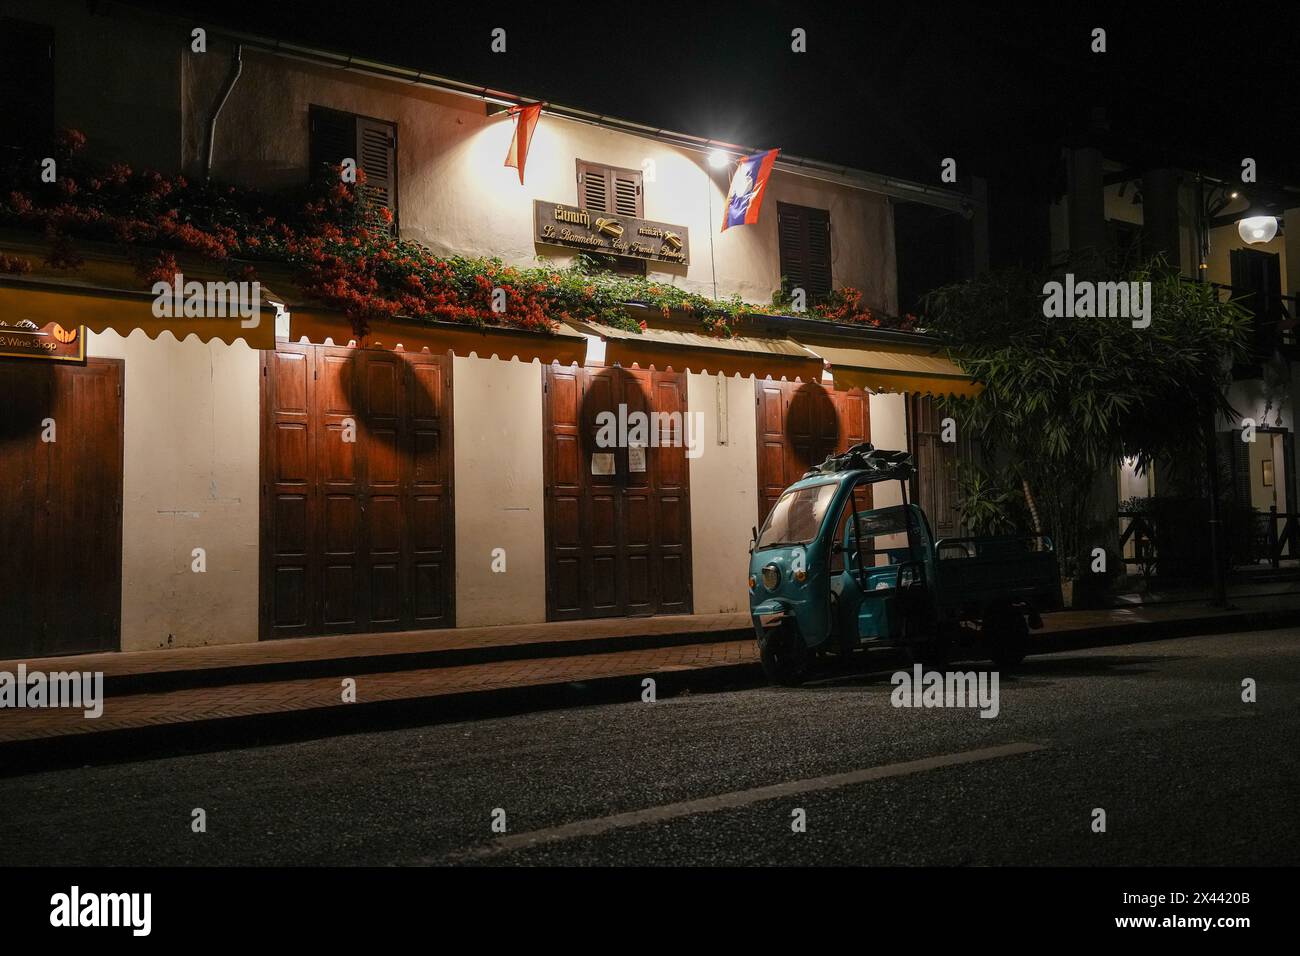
[748,443,1061,685]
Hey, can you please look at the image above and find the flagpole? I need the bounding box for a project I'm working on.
[707,165,719,300]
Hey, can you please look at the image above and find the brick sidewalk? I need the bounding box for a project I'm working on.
[2,593,1299,751]
[0,640,758,744]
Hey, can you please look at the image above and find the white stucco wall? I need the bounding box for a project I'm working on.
[868,392,909,509]
[686,372,760,614]
[86,329,259,650]
[451,355,547,626]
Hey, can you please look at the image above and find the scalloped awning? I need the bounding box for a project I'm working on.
[287,308,588,365]
[797,340,983,397]
[0,275,277,348]
[579,321,825,381]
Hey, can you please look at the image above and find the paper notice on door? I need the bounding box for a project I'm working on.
[591,452,615,476]
[628,444,647,473]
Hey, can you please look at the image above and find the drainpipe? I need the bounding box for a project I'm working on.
[203,43,243,182]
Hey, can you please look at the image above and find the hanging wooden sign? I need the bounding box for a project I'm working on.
[534,201,689,265]
[0,319,86,362]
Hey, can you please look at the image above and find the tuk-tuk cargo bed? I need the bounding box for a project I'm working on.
[933,534,1062,617]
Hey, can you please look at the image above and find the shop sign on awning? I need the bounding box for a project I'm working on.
[0,318,86,362]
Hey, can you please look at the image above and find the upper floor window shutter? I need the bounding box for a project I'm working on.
[578,160,609,212]
[778,202,832,301]
[576,160,643,217]
[308,105,355,178]
[0,18,54,150]
[356,116,398,232]
[309,105,398,232]
[612,167,641,217]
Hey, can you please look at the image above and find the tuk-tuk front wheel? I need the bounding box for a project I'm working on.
[759,623,809,687]
[902,615,949,670]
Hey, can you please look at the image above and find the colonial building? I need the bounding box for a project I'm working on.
[0,0,982,657]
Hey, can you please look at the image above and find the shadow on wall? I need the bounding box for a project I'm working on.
[787,381,839,472]
[340,346,441,448]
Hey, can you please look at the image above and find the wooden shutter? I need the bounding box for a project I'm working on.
[576,160,643,216]
[805,207,832,298]
[612,168,641,217]
[1231,248,1282,356]
[0,18,54,149]
[308,105,356,179]
[778,202,832,300]
[308,106,398,232]
[578,161,610,212]
[356,115,398,231]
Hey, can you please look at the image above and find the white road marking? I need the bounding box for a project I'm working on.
[440,741,1046,862]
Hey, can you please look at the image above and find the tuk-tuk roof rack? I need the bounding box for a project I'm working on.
[803,443,916,481]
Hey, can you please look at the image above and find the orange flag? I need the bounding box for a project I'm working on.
[504,103,543,185]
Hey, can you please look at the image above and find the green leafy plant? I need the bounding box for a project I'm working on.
[954,463,1025,536]
[924,253,1250,579]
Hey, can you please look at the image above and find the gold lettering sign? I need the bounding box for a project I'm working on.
[0,319,86,362]
[534,201,689,266]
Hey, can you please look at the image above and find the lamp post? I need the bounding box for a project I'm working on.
[1196,173,1229,608]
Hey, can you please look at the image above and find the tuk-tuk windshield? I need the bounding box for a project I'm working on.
[757,481,838,549]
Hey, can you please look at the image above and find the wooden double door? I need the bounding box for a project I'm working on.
[543,365,692,620]
[261,343,454,638]
[755,379,869,526]
[0,358,123,658]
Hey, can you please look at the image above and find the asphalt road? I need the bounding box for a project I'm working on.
[1,627,1297,866]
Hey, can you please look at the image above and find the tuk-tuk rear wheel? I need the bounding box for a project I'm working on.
[986,606,1029,669]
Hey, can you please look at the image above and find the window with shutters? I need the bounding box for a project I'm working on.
[308,105,399,232]
[576,160,643,217]
[0,19,54,150]
[777,202,832,301]
[576,159,645,275]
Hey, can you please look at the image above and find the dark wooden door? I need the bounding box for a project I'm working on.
[755,379,868,526]
[261,343,454,638]
[543,364,692,621]
[0,358,123,658]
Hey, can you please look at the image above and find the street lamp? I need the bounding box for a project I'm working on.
[1238,214,1279,245]
[707,148,730,169]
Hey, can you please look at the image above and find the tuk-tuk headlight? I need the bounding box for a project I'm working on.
[761,564,780,590]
